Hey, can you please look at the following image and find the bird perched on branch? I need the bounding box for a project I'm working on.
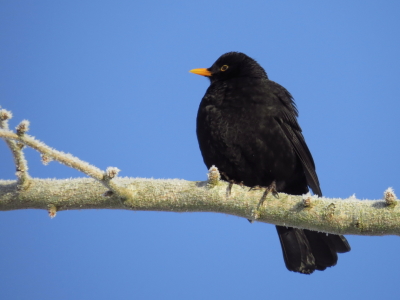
[190,52,350,274]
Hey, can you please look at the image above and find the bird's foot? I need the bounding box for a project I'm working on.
[247,181,278,222]
[221,172,244,197]
[257,181,278,209]
[226,180,244,198]
[226,181,233,198]
[249,185,262,191]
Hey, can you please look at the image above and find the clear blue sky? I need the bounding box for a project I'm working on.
[1,1,400,299]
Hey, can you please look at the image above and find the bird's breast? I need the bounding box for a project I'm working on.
[196,78,300,187]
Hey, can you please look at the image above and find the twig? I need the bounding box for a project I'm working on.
[0,123,128,198]
[0,109,31,189]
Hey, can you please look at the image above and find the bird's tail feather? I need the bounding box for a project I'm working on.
[276,226,350,274]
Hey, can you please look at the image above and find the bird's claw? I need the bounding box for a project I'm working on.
[226,182,234,198]
[257,181,278,209]
[222,173,245,197]
[249,185,262,191]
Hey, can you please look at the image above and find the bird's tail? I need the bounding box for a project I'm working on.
[275,226,350,274]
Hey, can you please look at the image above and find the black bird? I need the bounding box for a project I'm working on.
[190,52,350,274]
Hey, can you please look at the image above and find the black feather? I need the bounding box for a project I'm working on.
[193,52,350,274]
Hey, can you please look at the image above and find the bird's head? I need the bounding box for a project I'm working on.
[190,52,268,83]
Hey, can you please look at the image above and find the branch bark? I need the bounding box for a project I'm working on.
[1,177,399,236]
[1,107,399,237]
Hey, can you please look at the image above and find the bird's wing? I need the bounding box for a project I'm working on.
[272,83,322,197]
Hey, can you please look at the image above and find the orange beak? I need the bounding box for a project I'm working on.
[189,68,212,77]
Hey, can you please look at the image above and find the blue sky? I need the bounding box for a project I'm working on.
[1,1,400,299]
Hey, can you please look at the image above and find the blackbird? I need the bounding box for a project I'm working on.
[190,52,350,274]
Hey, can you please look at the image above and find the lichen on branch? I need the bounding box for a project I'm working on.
[1,107,399,236]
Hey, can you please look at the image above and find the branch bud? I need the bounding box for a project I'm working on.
[48,204,57,218]
[384,187,397,206]
[16,120,30,136]
[105,167,120,179]
[0,109,12,121]
[303,197,312,207]
[207,165,220,187]
[41,154,53,166]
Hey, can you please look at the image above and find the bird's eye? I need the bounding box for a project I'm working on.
[220,65,229,71]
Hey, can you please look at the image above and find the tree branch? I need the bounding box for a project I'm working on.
[0,177,399,236]
[1,107,399,236]
[0,109,31,189]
